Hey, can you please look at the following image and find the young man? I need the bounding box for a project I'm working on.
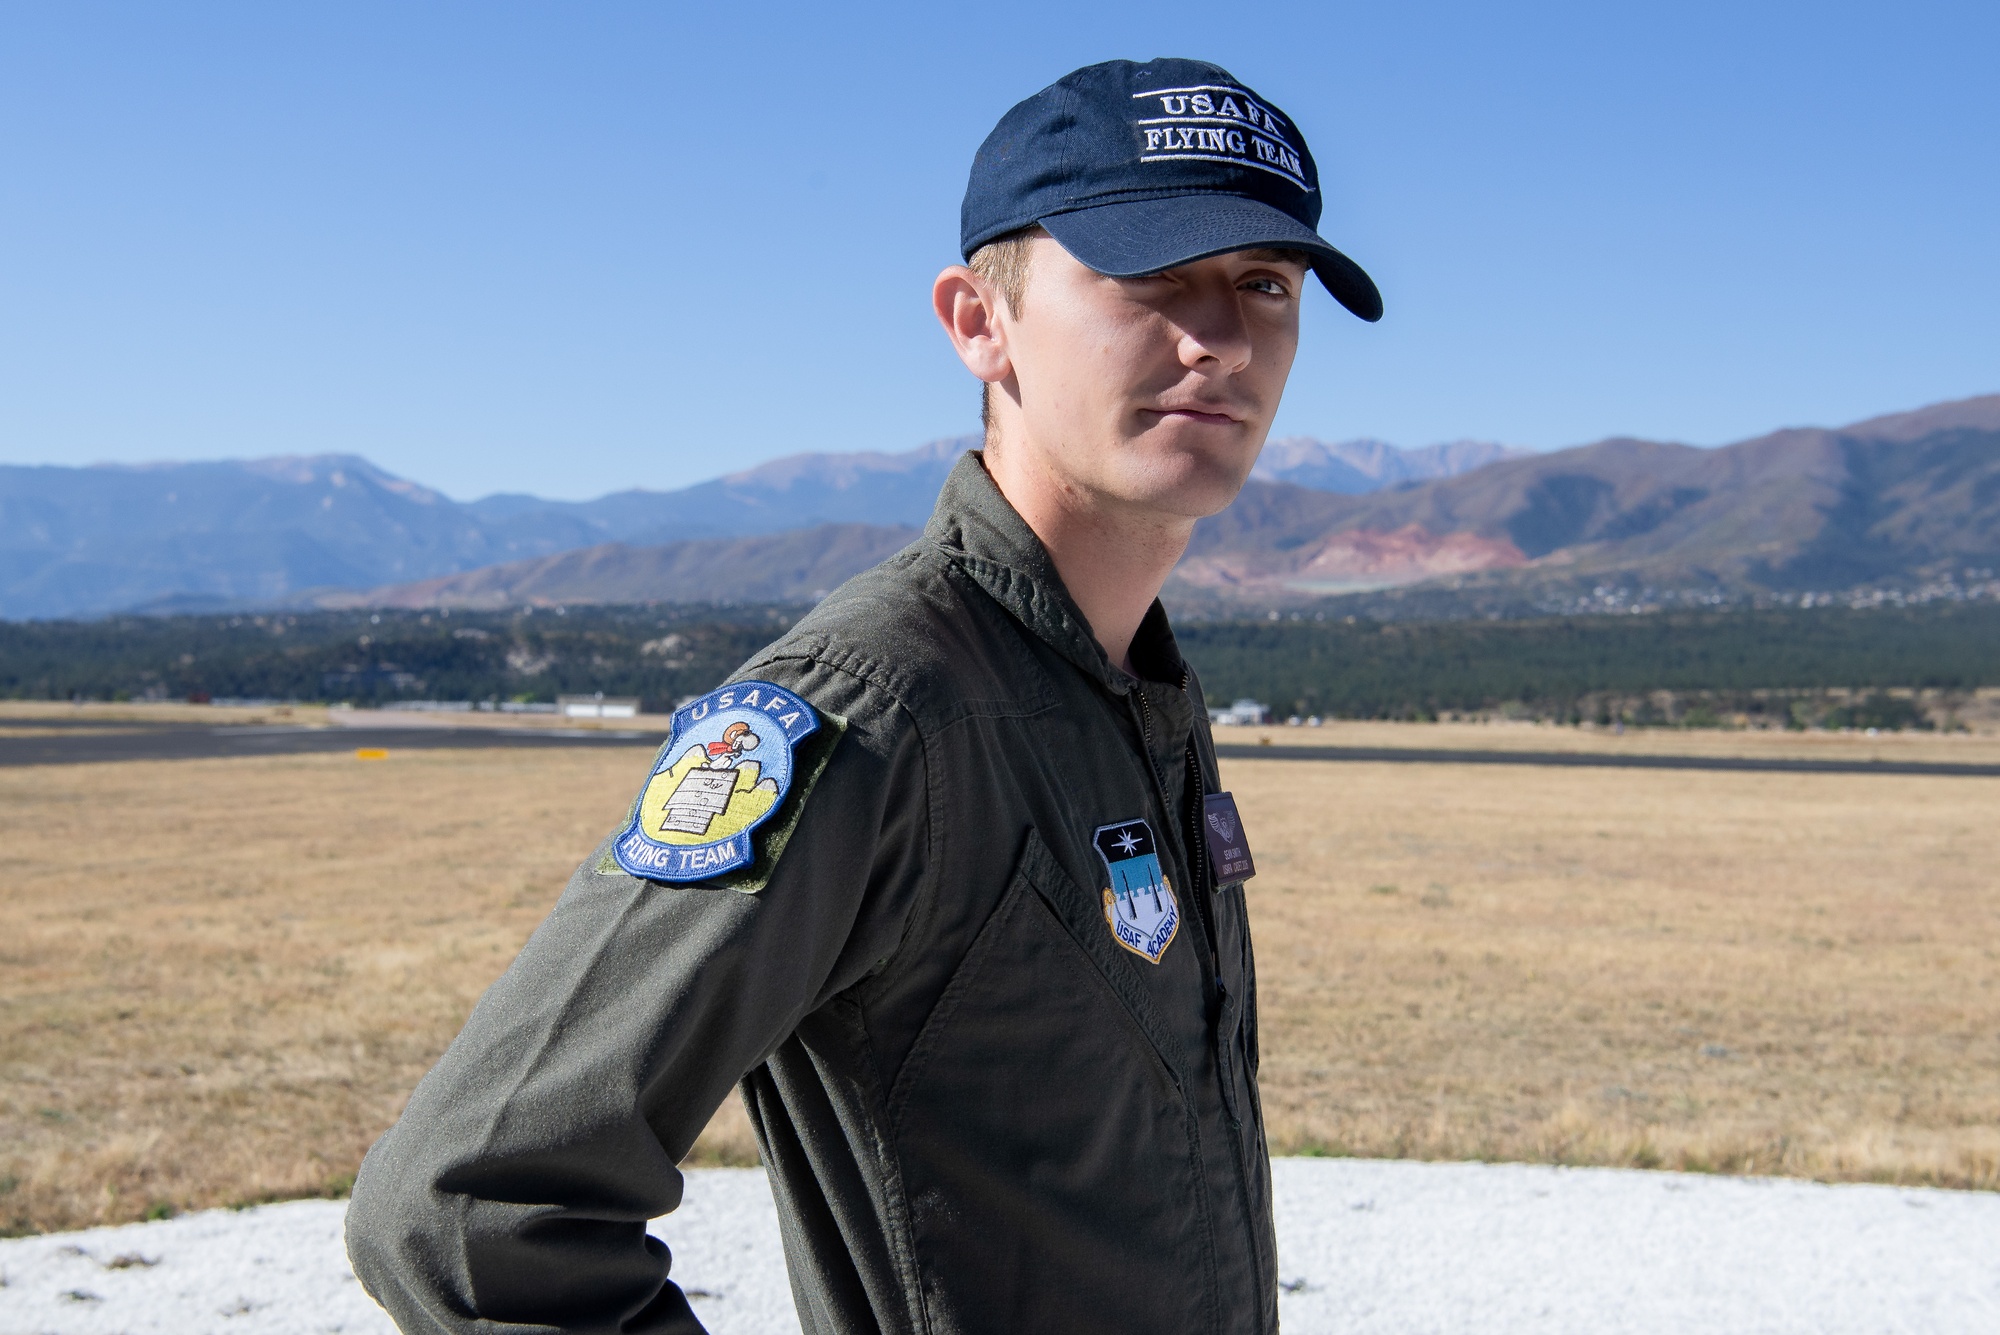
[346,57,1379,1335]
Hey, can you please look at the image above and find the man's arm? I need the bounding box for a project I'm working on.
[344,661,926,1333]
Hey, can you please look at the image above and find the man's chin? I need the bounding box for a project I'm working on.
[1110,453,1258,522]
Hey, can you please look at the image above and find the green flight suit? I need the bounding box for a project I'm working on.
[346,451,1276,1334]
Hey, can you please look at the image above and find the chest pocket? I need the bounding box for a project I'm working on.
[887,829,1218,1335]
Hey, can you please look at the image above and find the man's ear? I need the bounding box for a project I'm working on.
[932,266,1012,387]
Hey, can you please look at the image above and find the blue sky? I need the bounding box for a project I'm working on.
[3,2,1994,500]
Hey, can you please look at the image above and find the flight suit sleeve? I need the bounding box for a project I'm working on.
[343,655,927,1334]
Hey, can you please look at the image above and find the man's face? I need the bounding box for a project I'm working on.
[996,236,1307,522]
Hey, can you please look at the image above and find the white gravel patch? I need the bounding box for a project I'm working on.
[3,1160,1996,1334]
[1271,1158,2000,1333]
[0,1197,383,1335]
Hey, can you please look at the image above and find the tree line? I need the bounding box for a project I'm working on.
[3,602,1996,726]
[1176,604,2000,725]
[0,606,790,711]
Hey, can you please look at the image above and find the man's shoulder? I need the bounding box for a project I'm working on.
[738,540,1060,735]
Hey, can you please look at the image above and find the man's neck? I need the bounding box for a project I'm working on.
[981,442,1194,677]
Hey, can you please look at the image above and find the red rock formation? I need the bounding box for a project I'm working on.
[1176,525,1527,595]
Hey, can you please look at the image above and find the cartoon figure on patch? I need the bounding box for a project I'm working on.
[1093,818,1180,964]
[613,682,818,882]
[704,721,760,769]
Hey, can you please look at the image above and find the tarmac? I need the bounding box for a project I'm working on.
[1208,740,2000,777]
[6,716,2000,777]
[0,718,655,766]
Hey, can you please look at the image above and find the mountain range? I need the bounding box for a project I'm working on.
[0,433,1509,618]
[1171,394,2000,604]
[5,398,1995,618]
[350,395,1999,615]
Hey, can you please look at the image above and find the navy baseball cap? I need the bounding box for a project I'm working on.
[961,58,1382,322]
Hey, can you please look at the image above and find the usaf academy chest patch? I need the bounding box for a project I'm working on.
[1093,818,1180,964]
[614,681,818,882]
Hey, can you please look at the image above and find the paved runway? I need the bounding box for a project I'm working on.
[5,719,1999,777]
[0,721,663,767]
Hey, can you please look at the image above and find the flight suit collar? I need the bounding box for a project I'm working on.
[925,451,1191,696]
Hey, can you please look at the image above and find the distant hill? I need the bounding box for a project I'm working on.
[0,455,586,620]
[1251,437,1525,493]
[1173,394,2000,603]
[0,441,976,618]
[1,430,1510,618]
[461,435,977,541]
[326,523,920,610]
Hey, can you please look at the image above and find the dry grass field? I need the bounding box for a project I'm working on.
[3,727,1996,1234]
[1235,758,2000,1188]
[0,744,762,1237]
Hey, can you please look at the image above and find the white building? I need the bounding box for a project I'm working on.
[558,693,640,719]
[1208,698,1271,726]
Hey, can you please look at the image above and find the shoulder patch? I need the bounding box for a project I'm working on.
[613,681,818,883]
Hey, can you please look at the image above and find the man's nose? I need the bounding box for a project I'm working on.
[1174,290,1253,372]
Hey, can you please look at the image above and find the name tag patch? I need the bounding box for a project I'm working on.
[1093,818,1180,964]
[614,681,818,882]
[1202,791,1257,885]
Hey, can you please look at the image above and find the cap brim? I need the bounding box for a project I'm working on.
[1039,195,1382,323]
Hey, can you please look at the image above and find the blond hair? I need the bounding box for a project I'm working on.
[967,227,1043,438]
[968,225,1042,318]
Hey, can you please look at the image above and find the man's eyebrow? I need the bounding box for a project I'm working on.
[1236,248,1312,265]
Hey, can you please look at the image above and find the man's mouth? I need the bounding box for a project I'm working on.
[1148,405,1243,426]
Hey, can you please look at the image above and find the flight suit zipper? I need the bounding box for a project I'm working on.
[1151,672,1275,1332]
[1133,683,1220,981]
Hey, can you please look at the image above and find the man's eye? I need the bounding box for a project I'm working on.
[1243,276,1292,296]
